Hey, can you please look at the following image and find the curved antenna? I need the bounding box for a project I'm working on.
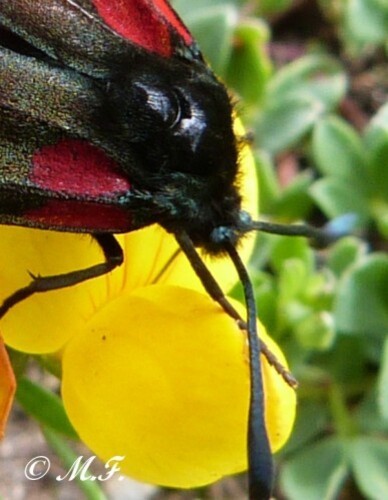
[226,242,273,499]
[248,213,359,248]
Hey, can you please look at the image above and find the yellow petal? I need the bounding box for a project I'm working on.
[0,223,239,353]
[0,224,197,352]
[0,226,109,352]
[62,285,295,488]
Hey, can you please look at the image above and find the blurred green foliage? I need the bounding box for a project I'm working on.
[174,0,388,498]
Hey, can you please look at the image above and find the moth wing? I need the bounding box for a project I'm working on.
[0,45,106,137]
[0,0,198,78]
[0,107,134,233]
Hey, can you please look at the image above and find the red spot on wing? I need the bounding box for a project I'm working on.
[26,200,132,233]
[92,0,192,57]
[31,139,130,197]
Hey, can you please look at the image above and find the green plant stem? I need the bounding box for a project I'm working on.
[328,382,358,439]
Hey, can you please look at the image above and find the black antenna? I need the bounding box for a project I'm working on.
[248,213,359,248]
[175,231,274,499]
[226,242,273,499]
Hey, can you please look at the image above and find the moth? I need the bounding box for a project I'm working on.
[0,1,303,497]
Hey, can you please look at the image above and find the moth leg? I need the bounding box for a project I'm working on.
[175,231,297,388]
[0,233,123,319]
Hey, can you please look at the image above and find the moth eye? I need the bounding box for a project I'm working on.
[171,87,191,122]
[135,83,182,129]
[159,87,196,130]
[164,88,185,129]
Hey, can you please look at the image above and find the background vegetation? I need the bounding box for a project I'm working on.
[173,0,388,498]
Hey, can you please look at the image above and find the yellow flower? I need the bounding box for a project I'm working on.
[62,285,295,487]
[0,121,296,487]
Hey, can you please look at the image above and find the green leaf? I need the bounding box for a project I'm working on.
[328,237,367,277]
[345,0,388,46]
[312,116,367,184]
[378,337,388,420]
[280,400,330,455]
[255,150,281,212]
[271,236,314,273]
[350,437,388,500]
[334,254,388,339]
[258,0,293,15]
[371,200,388,239]
[269,55,347,110]
[181,4,238,74]
[310,178,370,219]
[280,437,348,500]
[255,53,346,153]
[355,389,388,434]
[364,103,388,163]
[294,311,335,350]
[256,96,324,153]
[364,103,388,201]
[254,275,278,332]
[226,19,271,104]
[271,171,315,219]
[16,377,78,439]
[173,0,238,16]
[248,54,346,153]
[255,161,314,220]
[318,335,366,385]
